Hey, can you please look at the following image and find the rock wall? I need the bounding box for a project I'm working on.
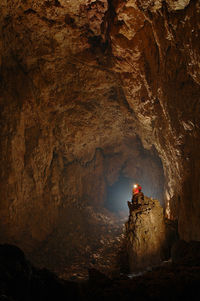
[126,197,166,272]
[109,0,200,240]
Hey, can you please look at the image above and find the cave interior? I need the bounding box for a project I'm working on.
[0,0,200,297]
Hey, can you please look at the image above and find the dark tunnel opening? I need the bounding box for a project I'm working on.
[105,175,132,214]
[105,166,165,215]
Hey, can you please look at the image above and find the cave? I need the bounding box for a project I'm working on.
[106,175,133,213]
[105,144,165,214]
[0,0,200,299]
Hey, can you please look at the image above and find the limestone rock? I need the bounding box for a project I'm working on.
[126,197,166,272]
[111,0,200,241]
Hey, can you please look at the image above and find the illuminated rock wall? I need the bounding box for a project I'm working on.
[126,198,166,272]
[109,0,200,240]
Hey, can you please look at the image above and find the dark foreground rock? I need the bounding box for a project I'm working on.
[0,244,78,301]
[1,244,200,301]
[82,265,200,301]
[171,240,200,265]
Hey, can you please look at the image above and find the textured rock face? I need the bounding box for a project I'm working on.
[110,0,200,240]
[126,197,166,272]
[0,0,200,272]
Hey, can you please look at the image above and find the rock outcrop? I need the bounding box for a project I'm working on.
[126,197,166,272]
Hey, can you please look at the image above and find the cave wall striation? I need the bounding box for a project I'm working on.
[109,0,200,240]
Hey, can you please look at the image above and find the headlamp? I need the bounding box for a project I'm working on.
[133,184,137,188]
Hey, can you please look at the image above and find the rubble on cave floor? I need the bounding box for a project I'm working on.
[29,198,177,282]
[58,197,168,281]
[58,208,128,281]
[30,205,128,282]
[2,243,200,301]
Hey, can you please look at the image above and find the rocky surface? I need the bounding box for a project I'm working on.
[1,243,200,301]
[126,197,166,272]
[111,0,200,240]
[0,244,78,301]
[0,0,200,275]
[29,204,128,281]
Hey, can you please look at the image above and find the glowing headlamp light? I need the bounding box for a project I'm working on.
[133,184,138,188]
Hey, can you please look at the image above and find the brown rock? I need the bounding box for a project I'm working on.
[126,197,166,272]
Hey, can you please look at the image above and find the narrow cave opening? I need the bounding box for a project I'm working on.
[105,174,165,214]
[104,150,165,215]
[105,175,132,214]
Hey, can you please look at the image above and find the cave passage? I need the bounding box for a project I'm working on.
[105,171,164,214]
[105,176,132,213]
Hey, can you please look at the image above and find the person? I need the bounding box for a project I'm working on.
[132,183,144,205]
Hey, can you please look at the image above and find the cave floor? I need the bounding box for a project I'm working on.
[2,243,200,301]
[57,215,127,281]
[27,206,128,282]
